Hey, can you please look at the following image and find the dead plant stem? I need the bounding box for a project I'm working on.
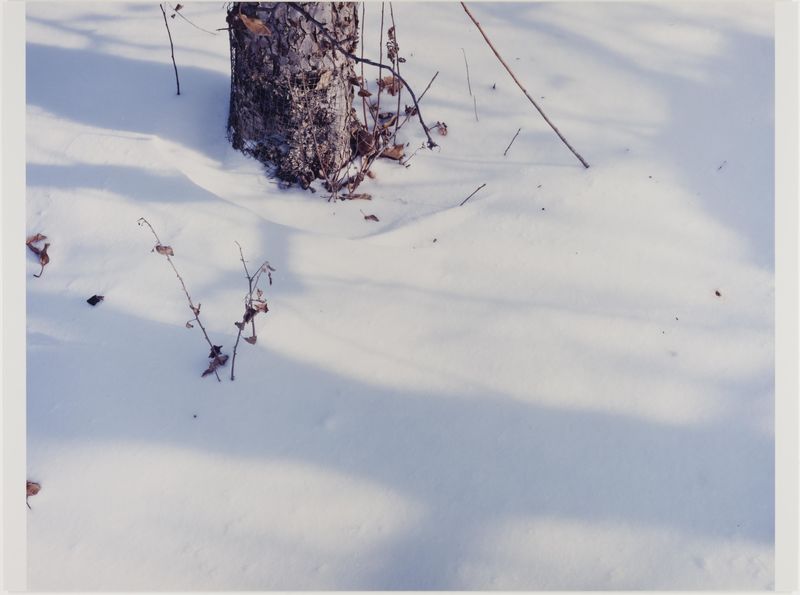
[460,2,589,168]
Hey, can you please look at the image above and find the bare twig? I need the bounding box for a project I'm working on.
[461,47,473,96]
[374,3,386,136]
[359,2,369,129]
[230,241,272,381]
[160,4,181,95]
[473,95,479,122]
[418,70,439,103]
[459,182,487,206]
[138,217,222,381]
[287,2,437,149]
[503,127,521,156]
[460,2,589,168]
[389,3,402,139]
[395,70,438,134]
[169,3,218,35]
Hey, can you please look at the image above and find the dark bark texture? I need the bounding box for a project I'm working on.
[227,2,359,187]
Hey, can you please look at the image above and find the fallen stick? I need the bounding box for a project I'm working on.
[459,183,486,206]
[503,127,521,156]
[160,4,181,95]
[460,3,589,168]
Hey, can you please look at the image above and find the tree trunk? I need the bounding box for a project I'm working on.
[226,2,359,188]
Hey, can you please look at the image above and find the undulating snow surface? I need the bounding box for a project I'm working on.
[26,2,774,589]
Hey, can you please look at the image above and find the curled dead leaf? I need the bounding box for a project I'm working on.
[358,88,373,98]
[33,243,50,278]
[202,354,229,378]
[363,214,380,222]
[26,233,47,252]
[244,336,257,345]
[186,321,194,329]
[377,75,402,96]
[27,480,41,509]
[381,144,405,161]
[154,244,174,256]
[239,13,271,36]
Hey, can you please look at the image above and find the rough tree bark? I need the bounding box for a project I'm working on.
[226,2,359,188]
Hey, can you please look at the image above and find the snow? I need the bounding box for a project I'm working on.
[26,1,774,589]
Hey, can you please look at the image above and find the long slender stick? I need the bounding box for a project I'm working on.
[460,3,589,168]
[459,182,486,206]
[287,2,437,149]
[461,47,473,96]
[504,127,521,156]
[160,4,181,95]
[389,3,402,139]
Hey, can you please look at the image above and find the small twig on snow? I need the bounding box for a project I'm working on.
[461,47,473,96]
[460,2,589,168]
[459,183,487,206]
[230,241,273,381]
[503,127,521,156]
[160,4,181,95]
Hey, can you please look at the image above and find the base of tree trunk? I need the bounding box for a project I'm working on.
[226,2,359,188]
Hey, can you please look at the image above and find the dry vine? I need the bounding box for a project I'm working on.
[138,217,226,381]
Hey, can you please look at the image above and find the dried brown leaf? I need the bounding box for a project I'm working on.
[239,13,271,36]
[202,354,229,377]
[377,75,402,96]
[154,244,174,256]
[253,301,269,313]
[86,295,104,306]
[343,193,372,200]
[244,336,257,345]
[381,144,405,161]
[25,233,47,248]
[186,321,194,329]
[33,243,50,278]
[27,481,41,497]
[435,122,448,136]
[363,214,380,222]
[358,88,373,98]
[242,307,257,324]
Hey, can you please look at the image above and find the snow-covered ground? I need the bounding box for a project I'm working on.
[25,2,775,589]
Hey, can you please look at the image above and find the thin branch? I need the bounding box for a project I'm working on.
[460,2,589,168]
[287,2,437,149]
[169,3,218,35]
[503,127,521,156]
[160,4,181,95]
[418,70,439,103]
[473,95,479,122]
[389,2,402,139]
[374,2,386,136]
[395,70,438,134]
[359,2,369,129]
[459,183,486,206]
[138,217,221,381]
[461,47,473,96]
